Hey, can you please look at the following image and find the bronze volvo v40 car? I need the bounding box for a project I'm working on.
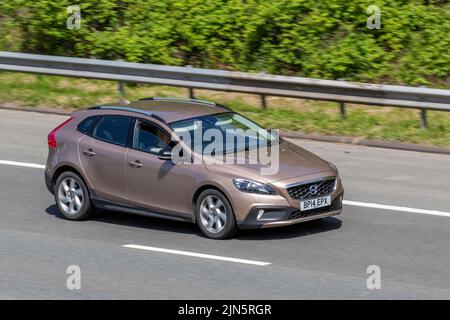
[45,98,343,239]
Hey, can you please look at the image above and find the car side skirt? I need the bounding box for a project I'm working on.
[90,190,194,224]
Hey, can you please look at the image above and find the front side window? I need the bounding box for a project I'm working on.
[92,115,132,146]
[170,112,278,154]
[133,119,172,154]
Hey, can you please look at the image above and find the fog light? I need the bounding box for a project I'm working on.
[255,209,285,222]
[257,210,265,220]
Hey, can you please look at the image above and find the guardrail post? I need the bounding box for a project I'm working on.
[339,102,346,118]
[420,109,428,129]
[261,94,268,109]
[185,65,195,99]
[118,81,125,98]
[188,87,195,99]
[336,79,347,118]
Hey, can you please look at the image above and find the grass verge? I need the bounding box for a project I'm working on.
[0,72,449,147]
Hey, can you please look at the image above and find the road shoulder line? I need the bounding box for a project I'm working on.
[0,160,45,169]
[1,158,449,218]
[343,200,450,217]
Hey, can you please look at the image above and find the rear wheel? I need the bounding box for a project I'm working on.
[54,171,94,220]
[195,189,237,239]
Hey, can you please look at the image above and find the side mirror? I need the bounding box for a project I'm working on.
[158,147,172,160]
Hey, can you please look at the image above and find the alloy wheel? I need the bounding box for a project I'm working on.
[199,195,227,233]
[58,177,84,214]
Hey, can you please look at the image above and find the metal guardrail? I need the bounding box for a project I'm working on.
[1,51,449,128]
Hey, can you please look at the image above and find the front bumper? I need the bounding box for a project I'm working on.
[238,192,343,229]
[229,171,344,229]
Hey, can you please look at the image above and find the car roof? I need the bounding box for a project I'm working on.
[92,98,231,123]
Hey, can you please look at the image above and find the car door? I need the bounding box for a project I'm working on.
[78,115,132,203]
[125,118,198,217]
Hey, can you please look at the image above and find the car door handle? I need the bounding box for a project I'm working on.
[82,149,96,157]
[128,160,143,168]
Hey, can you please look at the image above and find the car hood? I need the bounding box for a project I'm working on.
[203,140,333,183]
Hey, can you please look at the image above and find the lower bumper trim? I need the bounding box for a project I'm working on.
[238,193,343,230]
[259,209,341,229]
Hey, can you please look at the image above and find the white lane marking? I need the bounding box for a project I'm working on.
[0,159,449,218]
[343,200,450,218]
[122,244,271,266]
[0,160,45,169]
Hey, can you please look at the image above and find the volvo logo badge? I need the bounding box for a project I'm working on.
[309,184,319,195]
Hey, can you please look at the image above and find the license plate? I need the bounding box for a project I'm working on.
[300,196,331,211]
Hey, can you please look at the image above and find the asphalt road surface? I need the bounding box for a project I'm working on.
[0,108,449,299]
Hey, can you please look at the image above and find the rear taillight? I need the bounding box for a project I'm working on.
[48,117,74,149]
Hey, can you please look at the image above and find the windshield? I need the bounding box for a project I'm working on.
[170,112,278,154]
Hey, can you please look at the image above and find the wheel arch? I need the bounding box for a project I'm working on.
[192,184,235,223]
[51,164,90,193]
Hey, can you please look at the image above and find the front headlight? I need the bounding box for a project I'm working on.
[233,179,276,195]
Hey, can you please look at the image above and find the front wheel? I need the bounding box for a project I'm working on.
[54,171,94,221]
[195,189,237,239]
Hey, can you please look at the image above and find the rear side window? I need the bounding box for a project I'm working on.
[77,116,98,135]
[92,115,132,146]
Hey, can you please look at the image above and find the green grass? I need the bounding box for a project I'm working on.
[1,72,449,147]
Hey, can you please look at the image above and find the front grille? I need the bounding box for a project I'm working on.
[288,197,341,220]
[287,178,336,200]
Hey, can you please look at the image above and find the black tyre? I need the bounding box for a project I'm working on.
[54,171,94,221]
[195,189,237,239]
